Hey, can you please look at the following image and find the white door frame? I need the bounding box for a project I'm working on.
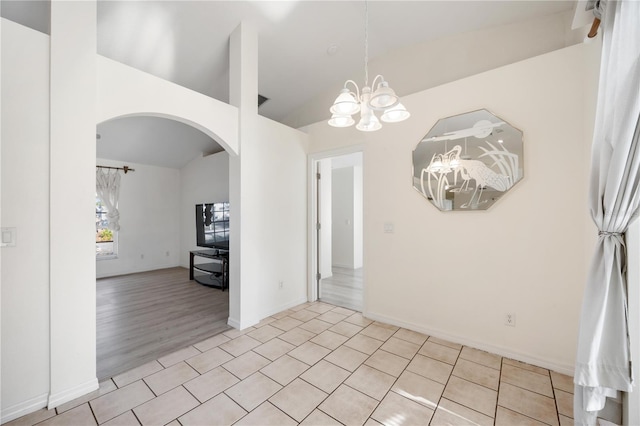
[307,144,364,302]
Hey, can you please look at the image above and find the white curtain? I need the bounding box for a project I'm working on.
[574,1,640,424]
[96,168,121,231]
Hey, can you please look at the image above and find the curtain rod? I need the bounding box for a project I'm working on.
[96,165,135,174]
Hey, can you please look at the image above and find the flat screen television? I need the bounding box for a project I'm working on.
[195,202,229,250]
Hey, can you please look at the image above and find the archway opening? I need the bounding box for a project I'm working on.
[95,114,234,380]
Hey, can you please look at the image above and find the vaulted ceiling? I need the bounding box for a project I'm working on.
[2,1,577,168]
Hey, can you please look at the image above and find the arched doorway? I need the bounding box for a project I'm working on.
[95,114,234,379]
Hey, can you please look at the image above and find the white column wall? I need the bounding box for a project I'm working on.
[48,1,99,407]
[228,22,257,328]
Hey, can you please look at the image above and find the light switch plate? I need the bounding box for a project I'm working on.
[383,222,394,233]
[1,227,16,247]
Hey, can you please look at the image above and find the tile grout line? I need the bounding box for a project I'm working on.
[87,402,99,426]
[428,338,463,425]
[550,369,562,426]
[495,356,504,423]
[130,407,143,426]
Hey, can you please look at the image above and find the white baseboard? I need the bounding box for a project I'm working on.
[47,378,99,410]
[96,263,182,279]
[1,392,49,424]
[227,296,308,331]
[228,316,260,330]
[364,310,575,376]
[261,297,309,320]
[227,316,241,329]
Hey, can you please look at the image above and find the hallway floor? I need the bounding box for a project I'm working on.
[12,302,575,426]
[320,267,363,312]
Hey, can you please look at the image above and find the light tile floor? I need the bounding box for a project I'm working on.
[10,302,576,426]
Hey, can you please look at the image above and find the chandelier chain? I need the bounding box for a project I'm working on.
[364,0,369,87]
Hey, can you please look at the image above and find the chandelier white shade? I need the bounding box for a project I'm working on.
[328,113,355,128]
[329,87,360,116]
[327,1,409,131]
[369,80,399,110]
[381,102,410,123]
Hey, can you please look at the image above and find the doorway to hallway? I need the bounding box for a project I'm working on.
[312,150,364,312]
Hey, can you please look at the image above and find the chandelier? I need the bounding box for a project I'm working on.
[328,1,410,131]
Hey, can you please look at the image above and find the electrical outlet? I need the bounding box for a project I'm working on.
[504,313,516,327]
[278,281,284,289]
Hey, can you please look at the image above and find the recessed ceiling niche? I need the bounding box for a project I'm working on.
[412,109,523,211]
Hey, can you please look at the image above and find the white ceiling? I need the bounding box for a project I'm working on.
[2,0,576,169]
[97,116,224,169]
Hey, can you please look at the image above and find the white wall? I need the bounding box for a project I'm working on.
[332,168,355,268]
[97,56,239,156]
[306,43,599,374]
[331,165,363,270]
[180,152,230,267]
[1,18,51,420]
[96,159,181,278]
[242,116,309,323]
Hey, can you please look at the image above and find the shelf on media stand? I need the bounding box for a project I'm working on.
[189,249,229,291]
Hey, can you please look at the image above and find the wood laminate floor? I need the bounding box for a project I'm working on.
[97,267,230,380]
[320,266,363,312]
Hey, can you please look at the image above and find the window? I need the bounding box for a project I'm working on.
[96,195,117,258]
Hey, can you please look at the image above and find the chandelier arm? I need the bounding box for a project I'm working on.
[370,75,385,90]
[343,80,361,103]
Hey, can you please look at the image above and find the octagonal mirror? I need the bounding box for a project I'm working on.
[412,109,523,211]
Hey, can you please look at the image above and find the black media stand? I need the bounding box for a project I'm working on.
[189,249,229,290]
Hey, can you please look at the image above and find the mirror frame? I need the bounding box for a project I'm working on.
[412,109,524,211]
